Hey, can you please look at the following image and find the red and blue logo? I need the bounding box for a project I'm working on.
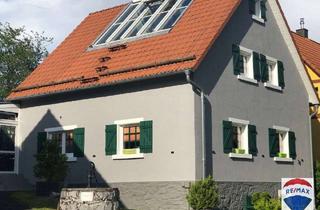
[282,178,314,210]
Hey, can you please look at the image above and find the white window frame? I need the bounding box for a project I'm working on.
[45,125,78,162]
[237,46,258,84]
[0,119,18,174]
[227,118,253,159]
[272,125,293,162]
[112,118,145,160]
[264,56,283,91]
[252,0,265,24]
[93,0,192,47]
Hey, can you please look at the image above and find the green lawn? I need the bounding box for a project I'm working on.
[9,191,58,210]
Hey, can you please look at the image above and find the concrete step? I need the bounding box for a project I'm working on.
[0,174,33,191]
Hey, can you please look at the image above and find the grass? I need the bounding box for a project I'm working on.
[9,191,58,210]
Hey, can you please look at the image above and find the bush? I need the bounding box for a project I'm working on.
[34,140,68,183]
[251,192,281,210]
[315,161,320,210]
[186,176,219,210]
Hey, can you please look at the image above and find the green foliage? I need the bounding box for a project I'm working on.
[34,140,68,183]
[0,22,52,98]
[251,192,281,210]
[186,176,219,210]
[315,161,320,210]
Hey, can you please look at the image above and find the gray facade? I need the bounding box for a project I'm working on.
[193,0,312,182]
[9,0,315,209]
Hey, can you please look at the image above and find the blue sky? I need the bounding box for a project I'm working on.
[0,0,319,52]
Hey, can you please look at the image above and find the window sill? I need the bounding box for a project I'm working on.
[274,157,293,162]
[229,153,253,159]
[252,15,265,24]
[112,153,144,160]
[237,75,258,84]
[67,157,77,162]
[264,83,283,91]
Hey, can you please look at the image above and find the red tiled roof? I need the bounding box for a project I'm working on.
[292,32,320,76]
[7,0,241,100]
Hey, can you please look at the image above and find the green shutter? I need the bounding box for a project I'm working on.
[253,52,261,81]
[269,128,278,157]
[223,121,233,154]
[248,0,256,15]
[140,121,153,153]
[260,54,268,82]
[278,61,285,89]
[105,124,117,156]
[73,128,85,157]
[248,125,258,156]
[289,131,297,159]
[261,0,267,20]
[37,132,47,154]
[232,44,243,75]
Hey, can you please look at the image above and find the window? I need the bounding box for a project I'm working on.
[249,0,266,23]
[0,125,16,172]
[105,118,153,159]
[94,0,192,46]
[261,55,285,90]
[43,126,85,161]
[232,45,260,84]
[223,118,257,159]
[269,126,296,162]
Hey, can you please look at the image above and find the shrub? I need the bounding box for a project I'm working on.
[186,176,219,210]
[251,192,281,210]
[315,161,320,210]
[34,140,68,183]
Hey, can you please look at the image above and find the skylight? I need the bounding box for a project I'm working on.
[94,0,192,46]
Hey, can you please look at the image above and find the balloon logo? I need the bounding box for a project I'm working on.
[282,179,313,210]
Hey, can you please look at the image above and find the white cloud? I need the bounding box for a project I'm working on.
[0,0,319,53]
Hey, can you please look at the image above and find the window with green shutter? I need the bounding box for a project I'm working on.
[260,0,267,20]
[289,131,297,159]
[260,54,268,82]
[223,119,256,157]
[250,0,266,22]
[269,128,278,157]
[105,124,117,156]
[140,121,153,153]
[248,0,256,15]
[232,44,243,75]
[73,128,85,157]
[253,52,261,81]
[278,61,285,89]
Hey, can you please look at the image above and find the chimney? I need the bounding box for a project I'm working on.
[296,18,309,38]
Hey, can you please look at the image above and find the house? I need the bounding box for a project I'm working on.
[5,0,319,209]
[292,28,320,161]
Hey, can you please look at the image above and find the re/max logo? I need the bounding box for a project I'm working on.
[286,187,310,195]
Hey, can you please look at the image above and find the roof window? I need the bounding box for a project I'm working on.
[94,0,192,46]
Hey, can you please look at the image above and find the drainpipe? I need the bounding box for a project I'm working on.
[185,70,206,179]
[309,103,319,178]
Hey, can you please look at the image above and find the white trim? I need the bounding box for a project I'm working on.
[229,153,253,159]
[0,119,18,126]
[237,75,258,84]
[0,171,16,174]
[269,0,318,104]
[273,125,290,132]
[239,46,253,54]
[114,118,144,125]
[0,151,15,154]
[264,82,282,91]
[274,157,293,162]
[112,153,144,160]
[228,118,250,125]
[252,15,265,24]
[44,125,78,133]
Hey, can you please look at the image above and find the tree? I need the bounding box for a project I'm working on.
[0,22,52,98]
[186,176,219,210]
[251,192,281,210]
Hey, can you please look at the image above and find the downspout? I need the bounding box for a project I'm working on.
[309,103,319,178]
[185,70,206,179]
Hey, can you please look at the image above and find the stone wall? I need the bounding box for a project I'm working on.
[59,188,119,210]
[217,182,280,210]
